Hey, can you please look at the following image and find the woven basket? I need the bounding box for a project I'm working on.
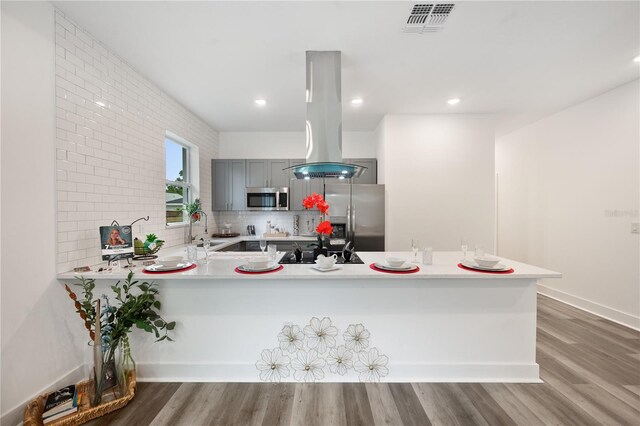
[23,370,136,426]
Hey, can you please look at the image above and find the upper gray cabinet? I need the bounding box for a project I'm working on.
[246,159,291,188]
[349,158,377,184]
[212,159,246,211]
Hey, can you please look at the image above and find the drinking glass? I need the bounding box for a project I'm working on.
[203,239,212,263]
[460,238,468,259]
[186,244,197,263]
[411,239,420,262]
[268,244,277,262]
[474,245,485,258]
[259,239,267,254]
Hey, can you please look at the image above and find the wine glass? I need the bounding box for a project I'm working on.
[203,239,211,263]
[411,239,420,262]
[460,238,468,260]
[259,239,267,254]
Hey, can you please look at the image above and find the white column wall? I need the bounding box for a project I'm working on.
[377,114,496,252]
[496,80,640,329]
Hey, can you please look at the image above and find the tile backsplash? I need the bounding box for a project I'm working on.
[215,211,320,236]
[54,10,218,272]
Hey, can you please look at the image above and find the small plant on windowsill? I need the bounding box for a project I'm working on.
[302,192,333,259]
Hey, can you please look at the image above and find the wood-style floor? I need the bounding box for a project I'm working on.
[87,295,640,426]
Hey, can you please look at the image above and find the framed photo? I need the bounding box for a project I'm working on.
[99,225,134,260]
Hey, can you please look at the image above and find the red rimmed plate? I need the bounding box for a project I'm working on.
[143,263,197,274]
[369,263,420,274]
[235,265,284,274]
[457,263,514,274]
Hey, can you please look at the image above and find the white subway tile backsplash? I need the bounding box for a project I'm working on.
[55,10,218,271]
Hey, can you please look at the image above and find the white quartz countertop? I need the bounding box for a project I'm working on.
[57,247,561,281]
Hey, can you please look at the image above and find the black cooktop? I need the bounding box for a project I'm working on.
[278,251,364,265]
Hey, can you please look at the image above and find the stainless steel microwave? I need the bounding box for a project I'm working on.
[246,187,289,211]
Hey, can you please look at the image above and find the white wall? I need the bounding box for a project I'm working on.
[219,131,376,159]
[497,80,640,329]
[377,115,496,252]
[54,10,219,272]
[1,3,85,424]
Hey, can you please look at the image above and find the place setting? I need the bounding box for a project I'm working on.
[370,256,420,274]
[235,255,283,274]
[142,256,197,274]
[457,244,514,274]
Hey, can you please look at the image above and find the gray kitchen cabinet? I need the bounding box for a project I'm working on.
[349,158,377,184]
[290,159,324,211]
[246,159,291,187]
[211,159,246,211]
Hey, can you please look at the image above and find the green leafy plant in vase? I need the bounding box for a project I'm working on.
[64,271,175,406]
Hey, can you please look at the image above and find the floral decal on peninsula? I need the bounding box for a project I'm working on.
[256,318,389,383]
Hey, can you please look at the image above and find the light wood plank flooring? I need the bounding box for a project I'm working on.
[87,295,640,425]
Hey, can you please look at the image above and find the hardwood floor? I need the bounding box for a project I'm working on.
[87,295,640,425]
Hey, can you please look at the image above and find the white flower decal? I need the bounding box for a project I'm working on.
[278,324,304,353]
[354,347,389,382]
[304,317,338,353]
[343,323,370,352]
[255,348,290,382]
[327,345,354,375]
[292,349,326,382]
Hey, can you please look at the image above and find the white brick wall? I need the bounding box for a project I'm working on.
[54,10,218,272]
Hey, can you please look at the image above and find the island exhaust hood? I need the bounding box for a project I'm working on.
[286,51,366,180]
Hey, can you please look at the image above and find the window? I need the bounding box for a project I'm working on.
[165,134,198,225]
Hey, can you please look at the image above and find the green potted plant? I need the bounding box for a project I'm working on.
[64,272,175,406]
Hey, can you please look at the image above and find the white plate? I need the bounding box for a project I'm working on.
[461,259,509,271]
[144,262,193,272]
[374,262,418,272]
[311,265,341,272]
[238,263,280,272]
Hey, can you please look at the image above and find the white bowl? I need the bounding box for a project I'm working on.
[248,256,270,269]
[474,255,500,268]
[160,256,184,268]
[385,257,406,268]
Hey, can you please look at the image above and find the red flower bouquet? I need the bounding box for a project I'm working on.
[302,193,333,252]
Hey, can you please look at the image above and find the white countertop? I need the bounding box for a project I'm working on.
[57,247,561,281]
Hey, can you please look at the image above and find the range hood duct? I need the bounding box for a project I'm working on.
[287,51,366,180]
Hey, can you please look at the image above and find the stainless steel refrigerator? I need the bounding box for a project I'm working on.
[325,184,385,252]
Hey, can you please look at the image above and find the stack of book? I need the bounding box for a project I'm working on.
[42,385,81,423]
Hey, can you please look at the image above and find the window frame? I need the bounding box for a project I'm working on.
[165,131,200,227]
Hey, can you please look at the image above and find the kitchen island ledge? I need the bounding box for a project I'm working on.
[56,250,560,384]
[57,249,560,280]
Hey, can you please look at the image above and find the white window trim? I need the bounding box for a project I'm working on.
[165,131,200,228]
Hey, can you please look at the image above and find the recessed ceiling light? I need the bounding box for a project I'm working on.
[254,99,267,106]
[634,56,640,63]
[447,98,461,105]
[351,98,363,105]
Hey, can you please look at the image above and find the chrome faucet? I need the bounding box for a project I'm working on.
[188,210,208,243]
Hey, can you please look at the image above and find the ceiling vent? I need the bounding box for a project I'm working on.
[404,3,456,33]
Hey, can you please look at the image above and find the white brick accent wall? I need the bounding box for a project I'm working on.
[54,10,218,272]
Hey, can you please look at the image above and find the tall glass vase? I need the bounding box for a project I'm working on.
[92,335,134,406]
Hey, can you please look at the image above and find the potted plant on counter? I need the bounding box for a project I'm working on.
[302,192,333,260]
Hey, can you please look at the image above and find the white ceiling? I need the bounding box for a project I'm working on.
[53,1,640,136]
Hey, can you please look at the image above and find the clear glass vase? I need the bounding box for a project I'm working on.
[92,335,135,406]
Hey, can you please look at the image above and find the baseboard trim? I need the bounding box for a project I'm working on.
[538,285,640,331]
[135,362,541,384]
[1,365,86,426]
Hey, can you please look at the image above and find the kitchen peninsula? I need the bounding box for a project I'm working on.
[58,250,560,384]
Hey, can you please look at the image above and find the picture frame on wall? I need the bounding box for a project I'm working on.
[99,225,134,261]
